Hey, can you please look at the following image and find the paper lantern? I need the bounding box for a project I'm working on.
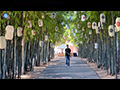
[5,25,14,40]
[73,33,76,36]
[85,34,87,39]
[116,17,120,31]
[45,35,48,41]
[17,27,23,37]
[62,22,64,25]
[98,22,103,29]
[92,22,97,29]
[27,20,32,28]
[108,25,114,37]
[80,41,82,44]
[82,27,85,31]
[42,14,45,19]
[0,36,6,49]
[75,29,77,33]
[100,13,105,23]
[52,12,56,18]
[32,30,35,36]
[114,24,119,32]
[96,26,100,34]
[38,19,43,27]
[94,43,98,49]
[89,30,92,35]
[74,11,77,15]
[39,40,43,47]
[55,26,58,31]
[87,22,91,28]
[115,26,118,32]
[78,24,80,29]
[81,15,85,21]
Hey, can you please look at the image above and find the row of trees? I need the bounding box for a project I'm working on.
[73,11,120,79]
[58,11,120,79]
[1,11,120,79]
[0,11,68,79]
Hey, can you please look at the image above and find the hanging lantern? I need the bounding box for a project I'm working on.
[98,22,103,29]
[42,15,45,19]
[89,29,92,35]
[74,11,77,15]
[115,26,118,32]
[80,41,82,44]
[82,27,85,31]
[96,26,100,34]
[55,26,58,31]
[45,35,48,41]
[42,13,45,19]
[100,13,105,23]
[114,24,119,32]
[92,22,97,29]
[85,34,87,39]
[78,24,80,29]
[75,29,77,33]
[116,17,120,31]
[0,36,6,49]
[81,15,85,21]
[108,25,115,37]
[65,24,68,29]
[32,30,35,36]
[17,27,23,37]
[38,19,43,27]
[5,25,14,40]
[94,43,98,49]
[87,22,91,28]
[62,22,64,25]
[73,33,76,36]
[27,20,32,28]
[39,40,43,47]
[53,12,56,18]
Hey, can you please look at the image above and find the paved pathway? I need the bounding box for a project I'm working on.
[35,57,100,79]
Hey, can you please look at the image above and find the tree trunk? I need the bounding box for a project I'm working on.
[2,48,6,79]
